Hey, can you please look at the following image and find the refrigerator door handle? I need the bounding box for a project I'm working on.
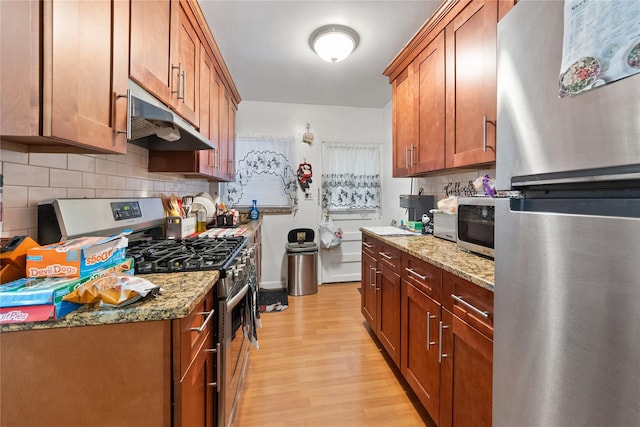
[451,294,489,318]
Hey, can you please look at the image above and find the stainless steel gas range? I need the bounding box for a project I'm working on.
[38,197,257,427]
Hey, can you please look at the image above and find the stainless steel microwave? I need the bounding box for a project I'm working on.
[457,197,495,258]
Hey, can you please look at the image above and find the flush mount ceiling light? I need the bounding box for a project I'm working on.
[309,24,360,63]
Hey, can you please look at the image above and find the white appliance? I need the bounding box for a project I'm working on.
[432,212,457,242]
[494,1,640,426]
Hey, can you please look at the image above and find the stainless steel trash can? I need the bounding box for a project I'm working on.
[286,228,318,296]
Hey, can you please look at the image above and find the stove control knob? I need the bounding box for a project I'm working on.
[237,262,247,274]
[234,268,245,283]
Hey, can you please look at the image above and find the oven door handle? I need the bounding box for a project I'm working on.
[226,282,250,311]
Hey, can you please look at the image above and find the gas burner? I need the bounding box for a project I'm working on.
[126,236,246,274]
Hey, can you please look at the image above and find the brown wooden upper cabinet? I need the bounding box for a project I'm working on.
[445,0,498,168]
[130,0,199,128]
[392,67,415,177]
[415,30,447,173]
[384,0,516,176]
[0,0,129,154]
[143,0,241,181]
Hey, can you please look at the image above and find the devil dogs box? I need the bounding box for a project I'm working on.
[0,258,134,323]
[25,232,129,278]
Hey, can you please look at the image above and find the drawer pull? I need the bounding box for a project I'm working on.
[439,321,449,363]
[451,294,490,319]
[405,267,427,281]
[362,241,373,248]
[378,251,393,260]
[426,311,437,350]
[190,309,215,333]
[205,342,221,391]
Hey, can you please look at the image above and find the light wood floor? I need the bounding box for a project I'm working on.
[235,282,436,427]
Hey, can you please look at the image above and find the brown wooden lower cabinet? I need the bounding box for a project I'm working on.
[361,250,378,328]
[0,291,216,427]
[361,237,494,427]
[173,290,216,426]
[439,308,493,427]
[440,271,494,427]
[361,236,402,368]
[377,262,401,367]
[402,282,442,423]
[174,329,216,427]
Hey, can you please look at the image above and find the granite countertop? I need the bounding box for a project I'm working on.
[0,270,220,333]
[1,217,264,333]
[361,228,494,292]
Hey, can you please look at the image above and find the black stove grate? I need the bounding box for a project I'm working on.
[126,236,246,274]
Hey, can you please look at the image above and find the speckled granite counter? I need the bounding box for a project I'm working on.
[0,270,220,333]
[0,218,264,333]
[361,229,494,292]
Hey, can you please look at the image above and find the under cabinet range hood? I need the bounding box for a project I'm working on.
[126,80,216,151]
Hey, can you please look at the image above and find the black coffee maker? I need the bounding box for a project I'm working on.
[399,194,435,234]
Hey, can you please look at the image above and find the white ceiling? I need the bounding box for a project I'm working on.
[199,1,442,108]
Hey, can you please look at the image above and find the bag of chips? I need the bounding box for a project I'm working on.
[62,274,161,307]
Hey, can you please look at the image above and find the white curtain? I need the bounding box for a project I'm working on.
[321,142,382,211]
[224,136,298,212]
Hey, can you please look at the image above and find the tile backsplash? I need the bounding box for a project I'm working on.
[0,141,217,239]
[413,167,497,202]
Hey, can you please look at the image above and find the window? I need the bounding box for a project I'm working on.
[224,136,298,212]
[321,142,381,212]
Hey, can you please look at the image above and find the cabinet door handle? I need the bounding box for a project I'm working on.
[375,270,381,291]
[370,267,376,288]
[190,309,215,333]
[378,251,393,260]
[113,89,131,140]
[181,70,186,101]
[451,294,490,318]
[405,146,410,169]
[205,342,221,391]
[410,144,415,167]
[483,115,487,152]
[172,63,184,100]
[362,241,373,248]
[438,320,449,363]
[483,115,496,152]
[426,311,437,350]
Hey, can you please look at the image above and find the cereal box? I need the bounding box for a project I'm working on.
[25,232,129,278]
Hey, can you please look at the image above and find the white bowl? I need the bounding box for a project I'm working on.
[192,196,216,221]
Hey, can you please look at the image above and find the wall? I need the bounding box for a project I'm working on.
[414,166,497,203]
[233,100,411,289]
[0,141,217,239]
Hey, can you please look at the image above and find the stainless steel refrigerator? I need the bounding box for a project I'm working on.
[494,1,640,426]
